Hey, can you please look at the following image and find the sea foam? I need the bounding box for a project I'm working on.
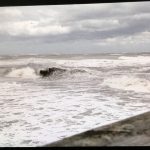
[6,67,38,79]
[103,75,150,93]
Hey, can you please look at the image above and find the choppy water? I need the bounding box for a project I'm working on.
[0,53,150,146]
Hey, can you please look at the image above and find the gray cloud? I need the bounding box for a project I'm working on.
[0,2,150,54]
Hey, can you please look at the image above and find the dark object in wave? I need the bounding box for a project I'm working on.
[39,67,66,77]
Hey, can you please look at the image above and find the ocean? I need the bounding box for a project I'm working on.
[0,53,150,146]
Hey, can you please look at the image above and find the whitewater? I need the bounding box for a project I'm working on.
[0,53,150,146]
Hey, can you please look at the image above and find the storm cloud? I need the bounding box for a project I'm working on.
[0,1,150,54]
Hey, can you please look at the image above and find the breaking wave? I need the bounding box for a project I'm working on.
[103,75,150,93]
[6,67,39,79]
[0,66,92,79]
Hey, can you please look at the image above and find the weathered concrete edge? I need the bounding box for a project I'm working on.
[43,111,150,147]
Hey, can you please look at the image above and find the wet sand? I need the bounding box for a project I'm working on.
[44,111,150,146]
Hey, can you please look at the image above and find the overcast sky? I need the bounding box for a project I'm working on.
[0,1,150,54]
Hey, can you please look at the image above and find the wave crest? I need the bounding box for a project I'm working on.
[1,66,92,80]
[6,67,38,79]
[103,75,150,93]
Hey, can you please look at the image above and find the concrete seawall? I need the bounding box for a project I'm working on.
[44,111,150,146]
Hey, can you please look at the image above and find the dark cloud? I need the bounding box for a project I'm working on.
[20,15,150,44]
[0,2,150,54]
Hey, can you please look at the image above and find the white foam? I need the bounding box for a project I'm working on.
[139,66,150,72]
[6,67,38,79]
[1,55,150,69]
[119,56,150,65]
[56,59,115,68]
[57,56,150,68]
[103,75,150,93]
[1,55,150,146]
[0,58,57,66]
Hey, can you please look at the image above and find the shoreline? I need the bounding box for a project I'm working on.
[44,111,150,146]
